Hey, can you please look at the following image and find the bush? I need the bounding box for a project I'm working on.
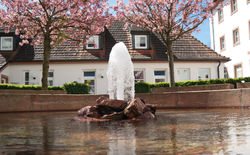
[150,82,170,88]
[48,86,64,90]
[63,82,89,94]
[0,84,64,90]
[135,82,151,93]
[148,77,250,89]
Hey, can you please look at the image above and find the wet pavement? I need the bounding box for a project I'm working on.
[0,109,250,155]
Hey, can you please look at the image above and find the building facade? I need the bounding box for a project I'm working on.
[0,21,229,94]
[210,0,250,78]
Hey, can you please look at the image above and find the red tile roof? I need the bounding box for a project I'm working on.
[1,20,229,66]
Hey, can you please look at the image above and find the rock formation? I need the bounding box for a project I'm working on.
[76,96,156,121]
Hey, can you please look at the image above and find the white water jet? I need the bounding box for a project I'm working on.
[107,42,135,101]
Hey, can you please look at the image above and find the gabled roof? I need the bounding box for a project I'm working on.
[0,20,230,64]
[0,54,6,68]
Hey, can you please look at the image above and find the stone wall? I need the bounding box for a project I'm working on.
[236,82,250,88]
[1,88,250,112]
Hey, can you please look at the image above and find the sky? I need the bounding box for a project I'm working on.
[193,19,211,47]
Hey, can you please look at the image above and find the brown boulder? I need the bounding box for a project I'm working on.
[77,106,91,116]
[95,105,116,116]
[124,98,146,119]
[101,112,125,120]
[77,106,100,118]
[137,112,156,120]
[99,99,128,112]
[96,96,109,104]
[143,104,156,115]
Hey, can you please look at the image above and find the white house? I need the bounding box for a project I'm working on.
[0,21,229,94]
[210,0,250,78]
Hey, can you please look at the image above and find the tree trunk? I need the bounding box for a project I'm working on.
[41,34,51,90]
[167,43,175,87]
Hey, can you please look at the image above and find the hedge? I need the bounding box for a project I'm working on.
[63,82,89,94]
[0,84,64,90]
[150,77,250,88]
[135,82,151,93]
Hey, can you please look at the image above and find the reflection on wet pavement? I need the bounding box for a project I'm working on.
[0,109,250,154]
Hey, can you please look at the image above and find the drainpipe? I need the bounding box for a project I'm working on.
[217,60,221,79]
[211,10,216,50]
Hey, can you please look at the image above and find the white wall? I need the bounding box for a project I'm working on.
[5,61,224,94]
[210,0,250,78]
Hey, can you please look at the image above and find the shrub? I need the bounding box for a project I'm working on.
[63,82,89,94]
[149,77,250,89]
[135,82,151,93]
[0,84,64,90]
[48,86,64,90]
[150,82,170,88]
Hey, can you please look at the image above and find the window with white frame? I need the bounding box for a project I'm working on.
[234,64,243,78]
[231,0,238,14]
[134,69,145,82]
[233,28,240,45]
[249,21,250,40]
[1,37,13,51]
[48,71,54,86]
[154,70,167,83]
[134,35,148,49]
[224,67,229,79]
[220,36,225,51]
[218,8,224,22]
[176,68,190,81]
[86,35,99,49]
[24,71,30,85]
[198,68,211,80]
[83,71,96,94]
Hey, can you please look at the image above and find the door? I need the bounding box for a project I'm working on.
[83,71,96,94]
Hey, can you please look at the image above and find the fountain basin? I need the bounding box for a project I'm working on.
[1,109,250,154]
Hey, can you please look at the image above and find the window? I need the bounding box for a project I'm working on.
[233,28,240,45]
[224,67,229,79]
[220,36,225,51]
[176,68,190,81]
[154,70,167,83]
[83,71,95,94]
[231,0,238,14]
[1,37,13,51]
[218,9,224,22]
[24,71,29,85]
[198,69,210,80]
[48,71,54,86]
[234,64,243,78]
[134,69,145,82]
[249,21,250,40]
[134,35,148,49]
[86,35,99,49]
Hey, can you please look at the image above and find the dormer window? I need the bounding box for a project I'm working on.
[134,35,148,49]
[1,37,13,51]
[86,35,100,49]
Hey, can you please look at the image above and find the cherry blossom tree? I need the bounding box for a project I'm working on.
[0,0,113,89]
[116,0,223,87]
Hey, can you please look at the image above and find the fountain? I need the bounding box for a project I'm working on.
[76,42,156,121]
[107,42,135,101]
